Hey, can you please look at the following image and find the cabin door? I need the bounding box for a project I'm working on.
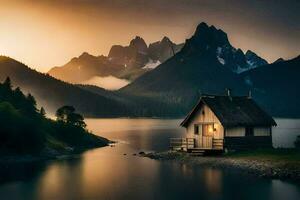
[194,124,213,149]
[202,124,213,149]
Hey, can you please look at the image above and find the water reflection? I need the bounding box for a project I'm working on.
[37,159,85,199]
[88,118,185,151]
[0,119,299,200]
[0,161,46,184]
[204,168,222,194]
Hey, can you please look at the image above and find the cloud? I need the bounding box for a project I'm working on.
[81,76,130,90]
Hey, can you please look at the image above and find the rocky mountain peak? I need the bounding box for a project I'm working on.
[192,22,230,49]
[79,52,94,59]
[183,22,231,54]
[180,22,268,73]
[161,36,171,43]
[245,50,268,67]
[129,36,148,52]
[245,50,256,57]
[273,58,285,63]
[194,22,209,34]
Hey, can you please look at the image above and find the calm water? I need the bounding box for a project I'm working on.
[0,118,300,200]
[273,118,300,148]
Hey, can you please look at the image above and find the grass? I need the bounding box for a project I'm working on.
[226,148,300,162]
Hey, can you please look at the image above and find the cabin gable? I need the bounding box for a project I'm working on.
[186,104,224,139]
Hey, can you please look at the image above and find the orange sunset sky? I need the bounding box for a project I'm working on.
[0,0,299,72]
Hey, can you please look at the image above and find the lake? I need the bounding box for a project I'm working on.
[0,118,299,200]
[273,118,300,148]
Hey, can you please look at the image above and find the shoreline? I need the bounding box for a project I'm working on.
[0,146,104,166]
[0,136,113,166]
[143,150,300,183]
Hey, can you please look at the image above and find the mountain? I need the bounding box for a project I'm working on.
[108,36,183,69]
[0,56,129,117]
[241,55,300,117]
[214,40,267,73]
[121,22,252,114]
[244,50,268,71]
[148,36,184,63]
[48,52,125,84]
[108,36,149,69]
[273,58,285,64]
[48,36,183,88]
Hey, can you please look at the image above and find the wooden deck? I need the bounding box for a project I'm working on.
[170,137,224,155]
[170,138,195,151]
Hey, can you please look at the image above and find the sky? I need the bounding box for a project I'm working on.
[0,0,299,72]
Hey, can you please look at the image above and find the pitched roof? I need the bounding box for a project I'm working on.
[181,95,277,127]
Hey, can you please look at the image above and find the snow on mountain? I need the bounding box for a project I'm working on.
[215,45,268,73]
[216,47,225,65]
[143,59,161,69]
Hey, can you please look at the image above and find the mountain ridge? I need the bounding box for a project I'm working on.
[48,36,183,87]
[0,56,129,117]
[240,55,300,117]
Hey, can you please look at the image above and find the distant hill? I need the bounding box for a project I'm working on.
[78,84,184,117]
[48,53,126,85]
[241,55,300,117]
[0,56,129,117]
[48,36,183,87]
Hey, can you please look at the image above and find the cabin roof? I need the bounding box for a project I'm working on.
[180,95,277,127]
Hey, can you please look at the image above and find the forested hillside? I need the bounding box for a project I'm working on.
[0,77,108,155]
[0,56,129,117]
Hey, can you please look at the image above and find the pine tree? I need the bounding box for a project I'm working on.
[40,107,46,116]
[3,77,12,90]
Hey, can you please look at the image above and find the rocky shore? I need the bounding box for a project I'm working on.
[143,151,300,182]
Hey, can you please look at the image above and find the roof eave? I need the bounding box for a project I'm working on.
[180,98,204,128]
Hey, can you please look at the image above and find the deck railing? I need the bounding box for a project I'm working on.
[170,138,195,151]
[201,136,213,149]
[170,137,224,151]
[212,139,224,150]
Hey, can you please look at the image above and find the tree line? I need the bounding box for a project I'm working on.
[0,77,106,155]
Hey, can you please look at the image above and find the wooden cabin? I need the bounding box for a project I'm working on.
[171,94,277,153]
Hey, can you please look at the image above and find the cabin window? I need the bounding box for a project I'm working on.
[254,127,271,136]
[225,127,245,137]
[245,127,254,136]
[194,125,199,134]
